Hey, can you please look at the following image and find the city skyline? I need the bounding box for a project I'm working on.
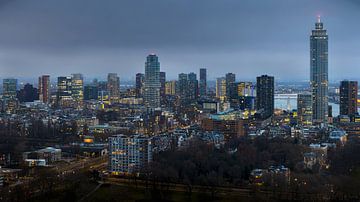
[0,1,359,81]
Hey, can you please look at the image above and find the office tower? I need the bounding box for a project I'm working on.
[3,78,17,99]
[135,73,145,98]
[84,84,98,100]
[225,73,236,99]
[17,83,39,103]
[38,75,50,104]
[199,68,207,97]
[310,17,328,124]
[107,73,120,103]
[216,77,227,101]
[108,134,152,175]
[256,75,274,119]
[297,93,313,125]
[160,72,166,101]
[165,81,176,95]
[178,73,189,102]
[71,73,84,102]
[144,54,161,109]
[57,76,72,104]
[188,72,198,100]
[340,80,358,116]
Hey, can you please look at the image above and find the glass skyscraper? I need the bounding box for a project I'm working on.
[310,17,328,124]
[144,54,161,109]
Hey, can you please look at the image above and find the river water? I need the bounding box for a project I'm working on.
[275,98,340,117]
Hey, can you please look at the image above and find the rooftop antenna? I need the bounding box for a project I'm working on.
[317,15,321,23]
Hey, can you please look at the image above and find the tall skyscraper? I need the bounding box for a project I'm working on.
[71,73,84,102]
[2,78,17,99]
[107,73,120,103]
[340,80,358,116]
[225,73,236,99]
[38,75,50,104]
[199,68,207,97]
[216,77,227,101]
[160,72,166,101]
[144,54,161,109]
[297,93,313,125]
[135,73,145,98]
[188,72,198,100]
[57,76,72,105]
[256,75,274,119]
[310,17,328,124]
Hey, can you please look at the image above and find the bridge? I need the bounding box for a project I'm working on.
[274,94,298,99]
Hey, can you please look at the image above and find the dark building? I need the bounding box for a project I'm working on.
[256,75,274,119]
[160,72,166,102]
[178,73,189,103]
[340,80,358,116]
[84,85,98,100]
[199,68,207,97]
[188,72,198,100]
[17,83,39,102]
[225,73,236,99]
[135,73,145,98]
[310,17,328,124]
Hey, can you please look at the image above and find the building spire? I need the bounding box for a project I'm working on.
[317,15,321,23]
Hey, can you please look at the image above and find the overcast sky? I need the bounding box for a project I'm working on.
[0,0,359,82]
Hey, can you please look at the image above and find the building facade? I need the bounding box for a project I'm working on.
[297,93,313,125]
[109,134,152,175]
[340,80,358,116]
[256,75,274,119]
[38,75,50,104]
[107,73,120,103]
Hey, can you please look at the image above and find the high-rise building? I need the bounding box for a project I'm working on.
[199,68,207,97]
[144,54,161,109]
[216,77,227,101]
[188,72,198,100]
[165,81,176,95]
[256,75,274,119]
[178,73,189,103]
[71,73,84,102]
[17,83,39,103]
[225,73,236,99]
[3,78,17,99]
[84,84,98,100]
[57,76,72,104]
[297,93,313,125]
[160,72,166,101]
[108,134,152,175]
[310,17,328,124]
[107,73,120,103]
[135,73,145,98]
[38,75,50,104]
[340,80,358,116]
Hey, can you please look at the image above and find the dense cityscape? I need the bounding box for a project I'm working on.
[0,2,360,202]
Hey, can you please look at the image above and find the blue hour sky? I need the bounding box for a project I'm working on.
[0,0,359,82]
